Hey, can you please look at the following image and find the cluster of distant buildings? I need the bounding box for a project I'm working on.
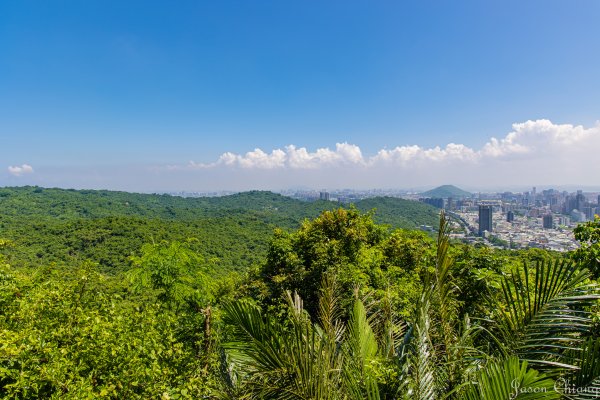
[283,188,404,203]
[419,187,598,251]
[475,204,556,235]
[163,190,238,198]
[420,188,599,231]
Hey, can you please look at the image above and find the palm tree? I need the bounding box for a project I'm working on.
[219,212,600,399]
[219,277,382,399]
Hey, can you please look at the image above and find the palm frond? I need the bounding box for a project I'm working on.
[381,300,406,360]
[344,298,380,399]
[560,338,600,399]
[495,259,600,369]
[433,211,469,390]
[446,314,489,379]
[459,356,560,400]
[222,299,288,374]
[317,272,345,343]
[435,211,458,337]
[222,294,346,399]
[400,290,437,400]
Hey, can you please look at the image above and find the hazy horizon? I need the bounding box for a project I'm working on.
[3,181,600,196]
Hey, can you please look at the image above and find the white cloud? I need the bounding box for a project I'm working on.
[284,143,364,169]
[218,148,287,169]
[136,119,599,190]
[479,119,592,158]
[179,119,600,173]
[8,164,34,176]
[371,143,479,165]
[178,142,367,170]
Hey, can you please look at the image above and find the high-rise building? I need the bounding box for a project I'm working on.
[506,211,514,223]
[576,191,586,212]
[564,192,586,214]
[319,191,330,201]
[543,214,553,229]
[478,205,493,236]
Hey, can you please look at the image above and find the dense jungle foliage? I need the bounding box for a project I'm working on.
[1,187,600,399]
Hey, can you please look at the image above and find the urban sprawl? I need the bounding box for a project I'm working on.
[166,187,598,252]
[284,187,596,252]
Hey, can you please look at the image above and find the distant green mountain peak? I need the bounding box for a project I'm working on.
[420,185,471,198]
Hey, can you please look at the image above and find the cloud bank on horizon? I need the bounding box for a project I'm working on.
[4,119,600,191]
[179,119,597,171]
[158,119,598,190]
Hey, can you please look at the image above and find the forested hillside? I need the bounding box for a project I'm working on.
[1,202,599,399]
[0,187,439,272]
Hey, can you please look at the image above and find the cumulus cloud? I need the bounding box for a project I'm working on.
[219,148,287,169]
[479,119,590,158]
[8,164,34,176]
[210,143,365,169]
[372,143,479,165]
[141,119,600,190]
[178,119,600,172]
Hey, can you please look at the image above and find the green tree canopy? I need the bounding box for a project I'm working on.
[128,239,213,308]
[261,207,433,317]
[573,215,600,278]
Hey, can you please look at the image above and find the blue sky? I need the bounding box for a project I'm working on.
[1,1,599,190]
